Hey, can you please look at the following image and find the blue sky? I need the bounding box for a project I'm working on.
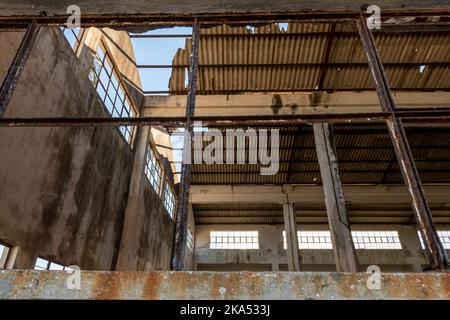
[130,27,192,93]
[63,25,294,177]
[130,27,194,176]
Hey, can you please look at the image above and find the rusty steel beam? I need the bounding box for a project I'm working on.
[1,9,450,29]
[0,20,39,117]
[130,29,450,40]
[172,22,200,271]
[2,109,450,127]
[143,88,450,94]
[357,14,449,270]
[316,24,336,91]
[137,62,450,69]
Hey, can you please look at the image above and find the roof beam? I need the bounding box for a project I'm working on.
[190,184,450,204]
[143,92,450,118]
[1,2,450,18]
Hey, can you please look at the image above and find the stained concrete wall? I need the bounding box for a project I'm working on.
[0,27,174,271]
[194,224,450,272]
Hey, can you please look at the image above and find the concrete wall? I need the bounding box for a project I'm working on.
[0,27,174,271]
[194,224,450,272]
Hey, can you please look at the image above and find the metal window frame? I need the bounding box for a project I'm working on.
[210,231,259,249]
[89,41,138,145]
[1,12,450,271]
[34,257,68,271]
[144,145,163,194]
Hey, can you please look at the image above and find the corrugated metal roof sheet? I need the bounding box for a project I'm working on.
[190,125,450,185]
[168,22,450,93]
[165,23,450,221]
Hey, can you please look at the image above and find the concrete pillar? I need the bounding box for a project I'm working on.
[314,123,359,272]
[282,202,300,271]
[115,125,150,271]
[13,247,37,270]
[399,225,427,272]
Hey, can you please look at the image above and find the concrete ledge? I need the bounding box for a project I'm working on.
[0,271,449,300]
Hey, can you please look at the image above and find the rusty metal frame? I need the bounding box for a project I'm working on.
[0,10,449,274]
[171,21,200,271]
[1,109,450,127]
[356,14,449,270]
[1,8,450,29]
[0,20,39,117]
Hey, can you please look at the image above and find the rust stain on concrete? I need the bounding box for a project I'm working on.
[142,272,163,300]
[1,270,450,300]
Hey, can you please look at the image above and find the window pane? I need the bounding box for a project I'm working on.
[35,258,49,270]
[49,263,65,271]
[90,46,137,144]
[210,231,259,249]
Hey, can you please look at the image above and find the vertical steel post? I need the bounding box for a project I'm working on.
[172,21,200,271]
[0,21,40,117]
[357,14,449,270]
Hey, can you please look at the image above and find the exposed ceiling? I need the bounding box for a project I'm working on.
[193,202,450,225]
[164,22,450,224]
[169,22,450,94]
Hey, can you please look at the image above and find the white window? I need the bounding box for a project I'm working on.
[210,231,259,249]
[34,257,69,271]
[283,231,332,250]
[89,45,136,144]
[187,228,194,251]
[163,181,176,220]
[352,231,402,249]
[282,230,402,250]
[0,242,16,269]
[417,230,450,250]
[145,147,162,193]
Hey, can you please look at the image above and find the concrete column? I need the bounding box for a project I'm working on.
[282,202,300,271]
[314,123,359,272]
[13,247,37,270]
[115,125,150,271]
[399,225,427,272]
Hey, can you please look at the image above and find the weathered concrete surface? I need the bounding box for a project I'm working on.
[144,92,450,118]
[0,270,449,299]
[0,1,449,17]
[0,27,174,271]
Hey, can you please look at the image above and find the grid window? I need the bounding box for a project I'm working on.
[61,27,84,52]
[283,231,332,250]
[145,147,162,193]
[0,243,14,269]
[417,230,450,250]
[210,231,259,249]
[282,230,402,250]
[352,231,402,249]
[89,45,136,144]
[163,181,176,220]
[187,228,194,251]
[34,257,69,271]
